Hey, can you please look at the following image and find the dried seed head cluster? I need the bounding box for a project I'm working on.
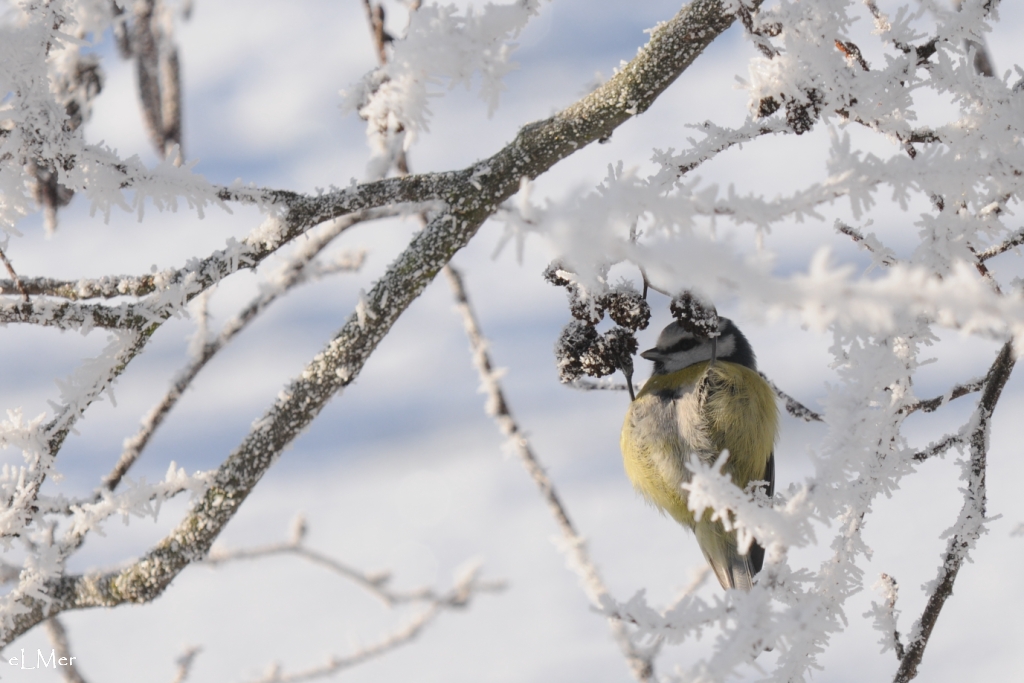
[669,291,719,338]
[605,289,652,331]
[545,263,648,383]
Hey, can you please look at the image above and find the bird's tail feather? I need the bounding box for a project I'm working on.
[695,521,763,591]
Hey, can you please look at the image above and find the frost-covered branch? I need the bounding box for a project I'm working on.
[910,432,962,463]
[0,274,162,300]
[445,265,657,682]
[103,210,375,492]
[0,330,149,548]
[0,298,160,329]
[0,0,741,644]
[895,339,1016,683]
[976,226,1024,262]
[54,463,213,561]
[760,373,824,423]
[836,220,899,268]
[866,573,905,661]
[904,377,985,415]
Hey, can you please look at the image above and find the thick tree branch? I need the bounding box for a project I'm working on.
[0,298,162,329]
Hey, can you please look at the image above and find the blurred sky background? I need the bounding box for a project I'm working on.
[4,0,1024,681]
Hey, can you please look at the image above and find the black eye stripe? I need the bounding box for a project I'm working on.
[664,338,700,354]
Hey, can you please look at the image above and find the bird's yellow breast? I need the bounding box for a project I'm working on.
[619,361,778,528]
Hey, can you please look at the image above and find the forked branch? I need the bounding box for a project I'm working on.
[894,339,1016,683]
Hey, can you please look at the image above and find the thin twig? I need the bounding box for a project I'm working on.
[362,0,389,66]
[872,573,905,661]
[170,646,201,683]
[663,566,712,612]
[976,227,1024,262]
[204,516,456,608]
[903,378,984,416]
[835,220,899,267]
[760,361,983,425]
[445,265,656,682]
[0,245,29,302]
[759,373,824,423]
[244,604,441,683]
[209,521,502,683]
[207,541,400,604]
[44,617,87,683]
[911,432,962,463]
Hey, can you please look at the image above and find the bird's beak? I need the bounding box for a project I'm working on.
[640,348,662,361]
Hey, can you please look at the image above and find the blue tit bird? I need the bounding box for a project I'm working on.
[620,317,778,590]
